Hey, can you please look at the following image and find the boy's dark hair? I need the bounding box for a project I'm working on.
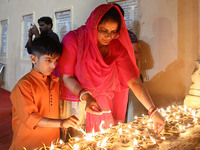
[28,36,62,57]
[99,7,121,32]
[38,16,53,29]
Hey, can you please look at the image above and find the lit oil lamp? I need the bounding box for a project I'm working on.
[146,136,157,148]
[52,139,64,149]
[68,137,84,147]
[96,137,114,150]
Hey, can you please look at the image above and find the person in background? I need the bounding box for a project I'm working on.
[26,16,60,52]
[58,4,165,135]
[9,36,80,150]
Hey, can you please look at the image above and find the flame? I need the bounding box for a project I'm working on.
[73,144,79,150]
[59,139,63,145]
[161,137,166,140]
[118,128,122,135]
[184,105,187,112]
[150,136,156,144]
[84,133,94,141]
[125,129,129,133]
[194,117,198,124]
[192,110,196,117]
[179,126,182,131]
[166,117,169,121]
[135,129,139,135]
[92,128,95,135]
[99,121,106,134]
[75,138,80,141]
[118,122,122,126]
[167,107,171,112]
[100,137,109,147]
[160,108,165,113]
[133,138,138,146]
[50,142,54,150]
[134,116,138,120]
[97,141,101,147]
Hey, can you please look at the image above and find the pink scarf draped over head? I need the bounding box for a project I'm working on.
[59,4,139,131]
[59,4,139,100]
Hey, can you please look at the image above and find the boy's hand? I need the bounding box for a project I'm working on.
[62,115,80,130]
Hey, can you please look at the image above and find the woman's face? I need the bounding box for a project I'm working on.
[97,19,119,47]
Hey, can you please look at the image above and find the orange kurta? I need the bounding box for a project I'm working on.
[9,69,60,150]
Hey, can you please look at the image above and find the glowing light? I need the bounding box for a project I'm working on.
[125,129,129,133]
[161,137,166,140]
[133,138,138,146]
[150,136,156,144]
[118,128,122,136]
[73,144,79,150]
[50,142,54,150]
[59,139,63,145]
[100,121,106,134]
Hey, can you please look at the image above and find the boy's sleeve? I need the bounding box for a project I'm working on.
[59,31,78,75]
[11,80,43,129]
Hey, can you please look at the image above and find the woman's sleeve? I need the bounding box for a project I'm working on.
[59,31,78,75]
[117,47,140,82]
[10,81,43,129]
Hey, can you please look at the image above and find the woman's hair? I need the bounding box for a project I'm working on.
[28,36,62,57]
[98,7,121,32]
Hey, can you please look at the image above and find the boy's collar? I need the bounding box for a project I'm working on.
[30,68,48,81]
[30,69,59,82]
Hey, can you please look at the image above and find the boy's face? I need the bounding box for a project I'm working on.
[31,54,59,76]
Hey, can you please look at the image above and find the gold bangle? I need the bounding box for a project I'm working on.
[79,91,92,102]
[150,109,158,119]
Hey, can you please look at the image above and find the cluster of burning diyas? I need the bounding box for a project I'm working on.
[37,105,200,150]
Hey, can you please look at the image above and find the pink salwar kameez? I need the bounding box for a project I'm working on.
[59,4,140,132]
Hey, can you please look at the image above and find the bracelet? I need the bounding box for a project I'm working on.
[79,91,92,102]
[150,109,158,119]
[60,120,64,128]
[78,88,85,99]
[148,106,156,114]
[148,107,157,116]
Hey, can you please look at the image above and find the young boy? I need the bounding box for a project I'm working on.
[9,36,80,150]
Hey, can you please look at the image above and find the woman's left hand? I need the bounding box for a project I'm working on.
[83,94,103,115]
[151,111,165,134]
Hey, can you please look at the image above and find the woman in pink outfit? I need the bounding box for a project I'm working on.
[58,4,165,134]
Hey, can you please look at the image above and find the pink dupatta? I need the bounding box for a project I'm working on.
[59,4,139,132]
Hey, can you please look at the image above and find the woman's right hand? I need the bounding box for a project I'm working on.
[83,93,103,115]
